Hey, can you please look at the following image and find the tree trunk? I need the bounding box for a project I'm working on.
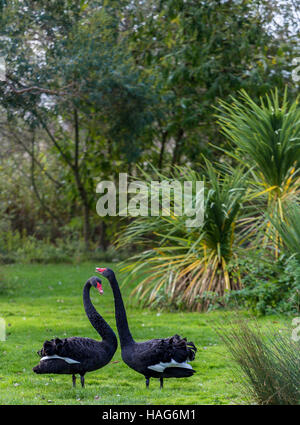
[158,130,168,172]
[100,221,108,251]
[83,202,91,251]
[74,108,91,251]
[171,128,184,167]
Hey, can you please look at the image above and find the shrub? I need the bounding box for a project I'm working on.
[217,317,300,405]
[118,162,247,311]
[207,251,300,315]
[0,229,126,264]
[217,89,300,256]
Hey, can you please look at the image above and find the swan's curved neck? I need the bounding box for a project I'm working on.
[83,281,117,343]
[109,276,134,347]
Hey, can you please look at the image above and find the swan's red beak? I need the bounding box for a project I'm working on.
[96,267,107,273]
[97,282,104,295]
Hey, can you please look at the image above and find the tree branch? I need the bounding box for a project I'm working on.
[33,110,75,170]
[30,131,63,225]
[5,75,73,96]
[3,123,63,189]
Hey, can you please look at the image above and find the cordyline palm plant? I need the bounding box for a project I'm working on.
[270,201,300,263]
[217,88,300,256]
[118,162,247,311]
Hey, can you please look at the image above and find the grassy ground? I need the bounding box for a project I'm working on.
[0,262,290,405]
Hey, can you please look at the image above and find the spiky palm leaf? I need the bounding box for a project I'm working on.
[118,162,247,311]
[217,88,300,255]
[270,201,300,263]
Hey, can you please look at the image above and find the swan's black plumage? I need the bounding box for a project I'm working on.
[33,276,118,387]
[96,267,197,389]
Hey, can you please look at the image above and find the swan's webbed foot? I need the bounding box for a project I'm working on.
[80,375,85,388]
[72,374,76,388]
[160,377,163,390]
[145,377,150,389]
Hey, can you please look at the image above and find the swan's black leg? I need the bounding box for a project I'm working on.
[72,374,76,388]
[160,377,163,390]
[145,377,150,389]
[80,375,85,388]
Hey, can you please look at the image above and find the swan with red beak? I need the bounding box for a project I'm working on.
[33,276,117,387]
[96,266,197,389]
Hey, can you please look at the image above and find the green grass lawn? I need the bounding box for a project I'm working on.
[0,262,290,405]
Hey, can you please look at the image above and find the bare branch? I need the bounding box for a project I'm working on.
[2,123,64,189]
[4,75,73,96]
[30,131,63,225]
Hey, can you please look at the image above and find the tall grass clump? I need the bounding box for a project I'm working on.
[118,162,247,311]
[217,88,300,256]
[217,317,300,405]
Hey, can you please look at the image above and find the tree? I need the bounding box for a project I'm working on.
[0,0,154,249]
[124,0,298,168]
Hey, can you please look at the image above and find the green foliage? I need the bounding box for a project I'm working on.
[217,89,300,255]
[217,317,300,405]
[217,89,300,188]
[224,202,300,316]
[226,254,300,315]
[0,0,156,251]
[0,229,126,264]
[126,0,295,165]
[270,202,300,263]
[226,203,300,315]
[119,163,247,311]
[0,0,299,251]
[1,0,155,155]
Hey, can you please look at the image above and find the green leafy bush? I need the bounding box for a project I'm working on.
[0,229,126,264]
[219,252,300,315]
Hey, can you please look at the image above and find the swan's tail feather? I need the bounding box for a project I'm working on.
[37,338,65,357]
[162,334,197,363]
[186,341,197,361]
[33,338,72,374]
[163,367,196,378]
[32,358,73,374]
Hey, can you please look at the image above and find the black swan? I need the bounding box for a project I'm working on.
[33,276,118,387]
[95,267,197,389]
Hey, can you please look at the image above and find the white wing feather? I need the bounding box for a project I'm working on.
[148,359,193,372]
[40,354,80,364]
